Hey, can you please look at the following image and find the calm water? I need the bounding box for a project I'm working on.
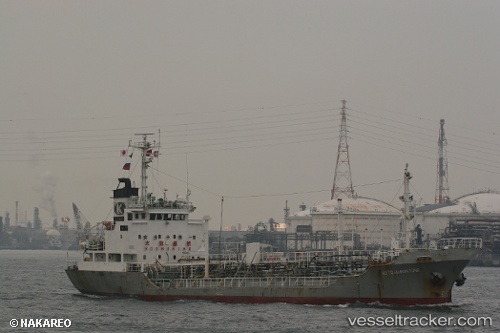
[0,250,497,333]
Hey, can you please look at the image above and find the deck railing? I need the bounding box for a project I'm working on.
[436,237,483,250]
[151,275,342,289]
[207,250,395,265]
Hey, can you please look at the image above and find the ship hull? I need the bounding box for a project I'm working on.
[66,248,477,305]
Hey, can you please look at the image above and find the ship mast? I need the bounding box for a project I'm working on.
[399,163,414,248]
[435,119,449,204]
[130,133,159,207]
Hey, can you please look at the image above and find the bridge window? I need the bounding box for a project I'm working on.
[150,214,163,221]
[123,254,137,262]
[108,253,121,262]
[120,225,128,231]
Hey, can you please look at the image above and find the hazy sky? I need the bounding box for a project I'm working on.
[1,1,499,230]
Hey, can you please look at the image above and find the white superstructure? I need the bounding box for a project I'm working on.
[77,134,209,273]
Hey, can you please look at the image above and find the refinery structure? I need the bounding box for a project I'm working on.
[285,100,403,250]
[0,203,88,250]
[281,101,500,265]
[417,117,500,265]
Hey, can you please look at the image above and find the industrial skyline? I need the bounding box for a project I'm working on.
[1,1,499,230]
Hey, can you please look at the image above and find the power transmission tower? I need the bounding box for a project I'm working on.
[331,100,355,199]
[435,119,450,203]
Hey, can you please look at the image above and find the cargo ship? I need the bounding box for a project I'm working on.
[66,134,482,305]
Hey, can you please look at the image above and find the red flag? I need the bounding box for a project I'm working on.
[146,148,152,157]
[153,151,159,158]
[120,150,127,156]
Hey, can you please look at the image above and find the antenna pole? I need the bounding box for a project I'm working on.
[435,119,449,203]
[186,153,190,202]
[218,196,224,259]
[140,134,148,206]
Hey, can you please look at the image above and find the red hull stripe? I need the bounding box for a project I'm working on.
[141,295,451,305]
[132,295,452,305]
[79,288,452,305]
